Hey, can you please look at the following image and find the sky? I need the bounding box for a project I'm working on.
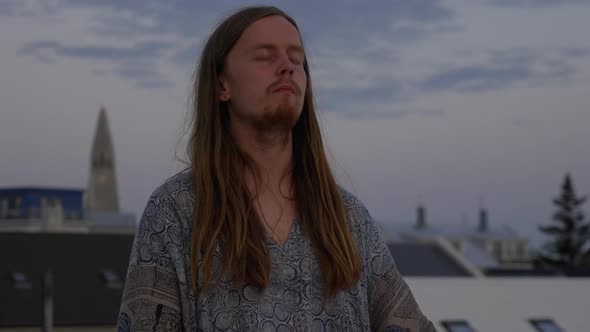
[1,0,589,248]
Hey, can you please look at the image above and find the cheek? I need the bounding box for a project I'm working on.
[241,67,272,94]
[230,70,271,114]
[230,72,261,99]
[296,71,307,94]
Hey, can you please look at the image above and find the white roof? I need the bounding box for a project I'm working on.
[406,277,590,332]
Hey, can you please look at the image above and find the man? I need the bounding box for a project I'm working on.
[117,6,436,332]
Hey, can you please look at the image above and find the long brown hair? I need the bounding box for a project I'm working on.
[188,6,361,298]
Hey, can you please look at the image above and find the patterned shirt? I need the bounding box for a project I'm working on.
[117,172,436,331]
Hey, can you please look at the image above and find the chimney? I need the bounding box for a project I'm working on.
[416,203,427,230]
[478,208,488,232]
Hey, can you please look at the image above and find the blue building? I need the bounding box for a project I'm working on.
[0,187,85,221]
[0,108,135,234]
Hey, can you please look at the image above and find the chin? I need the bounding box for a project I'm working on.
[257,99,301,131]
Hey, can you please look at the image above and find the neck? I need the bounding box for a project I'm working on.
[230,119,294,195]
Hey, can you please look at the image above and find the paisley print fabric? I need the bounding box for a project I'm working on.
[117,172,436,331]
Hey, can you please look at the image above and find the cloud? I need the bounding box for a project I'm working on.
[55,0,222,39]
[296,0,456,49]
[300,1,458,118]
[9,0,590,119]
[0,0,57,18]
[8,0,458,94]
[19,40,176,61]
[486,0,588,7]
[19,40,177,88]
[419,46,589,93]
[317,44,589,116]
[114,62,174,89]
[421,65,533,92]
[0,1,19,17]
[169,43,201,68]
[327,105,445,119]
[560,47,590,58]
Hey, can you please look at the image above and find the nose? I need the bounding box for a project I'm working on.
[276,54,295,76]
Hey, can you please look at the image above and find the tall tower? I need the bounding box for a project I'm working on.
[86,106,120,213]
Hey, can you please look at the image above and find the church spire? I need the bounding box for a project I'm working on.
[86,106,119,213]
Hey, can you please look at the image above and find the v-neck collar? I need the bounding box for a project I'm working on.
[264,218,299,250]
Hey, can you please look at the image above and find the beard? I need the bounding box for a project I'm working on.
[252,94,301,133]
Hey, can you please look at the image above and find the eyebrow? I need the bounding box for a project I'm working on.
[249,43,305,55]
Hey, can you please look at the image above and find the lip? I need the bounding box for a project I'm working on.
[273,85,296,94]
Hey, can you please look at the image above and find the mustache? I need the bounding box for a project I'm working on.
[267,80,301,95]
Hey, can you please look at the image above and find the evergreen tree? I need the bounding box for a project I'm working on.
[537,173,589,270]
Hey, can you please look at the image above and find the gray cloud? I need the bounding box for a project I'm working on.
[169,43,201,68]
[419,46,589,93]
[56,0,456,41]
[10,0,459,102]
[294,0,457,51]
[19,40,176,61]
[10,0,457,62]
[317,44,589,117]
[421,65,533,92]
[3,0,458,118]
[298,1,458,118]
[0,1,18,17]
[315,77,408,111]
[0,0,58,18]
[51,0,225,40]
[561,47,590,58]
[487,0,588,7]
[19,40,176,88]
[114,61,174,89]
[327,105,445,119]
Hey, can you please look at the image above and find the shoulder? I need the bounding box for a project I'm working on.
[338,186,371,227]
[337,187,395,275]
[139,171,195,237]
[338,186,362,210]
[146,171,194,217]
[337,186,383,241]
[130,172,195,270]
[149,170,194,203]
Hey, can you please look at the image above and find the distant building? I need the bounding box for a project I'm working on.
[3,105,588,331]
[0,187,87,233]
[86,106,120,213]
[0,106,136,330]
[1,230,588,331]
[0,106,135,234]
[405,271,590,332]
[381,203,532,271]
[0,232,133,330]
[388,239,590,331]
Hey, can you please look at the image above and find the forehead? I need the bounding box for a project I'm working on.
[235,15,302,50]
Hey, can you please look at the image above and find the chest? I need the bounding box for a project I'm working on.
[252,192,298,245]
[192,225,370,331]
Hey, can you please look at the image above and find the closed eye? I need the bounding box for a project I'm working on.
[253,56,270,61]
[289,55,304,65]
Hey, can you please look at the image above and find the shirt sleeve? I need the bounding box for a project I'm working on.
[354,202,437,332]
[116,188,185,332]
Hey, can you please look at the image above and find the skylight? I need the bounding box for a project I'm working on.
[441,320,476,332]
[530,319,563,332]
[100,269,122,289]
[11,271,32,289]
